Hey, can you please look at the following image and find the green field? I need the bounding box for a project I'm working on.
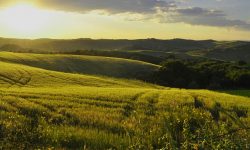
[0,52,249,149]
[0,52,159,78]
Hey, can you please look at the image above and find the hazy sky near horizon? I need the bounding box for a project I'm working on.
[0,0,249,40]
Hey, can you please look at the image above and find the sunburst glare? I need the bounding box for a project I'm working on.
[0,3,52,34]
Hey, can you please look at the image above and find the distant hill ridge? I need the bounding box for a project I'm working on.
[0,37,216,52]
[0,37,249,62]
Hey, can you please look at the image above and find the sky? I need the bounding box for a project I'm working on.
[0,0,249,40]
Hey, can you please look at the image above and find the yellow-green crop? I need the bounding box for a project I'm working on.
[0,52,249,149]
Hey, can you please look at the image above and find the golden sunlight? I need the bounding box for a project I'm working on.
[0,3,51,34]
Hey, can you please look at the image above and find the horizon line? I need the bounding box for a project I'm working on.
[0,37,249,42]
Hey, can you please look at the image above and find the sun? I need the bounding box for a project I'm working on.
[0,3,51,34]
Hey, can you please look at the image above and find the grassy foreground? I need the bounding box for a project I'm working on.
[1,87,249,149]
[0,54,249,149]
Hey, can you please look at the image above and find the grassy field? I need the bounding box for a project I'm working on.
[0,53,249,149]
[0,61,160,89]
[0,52,159,78]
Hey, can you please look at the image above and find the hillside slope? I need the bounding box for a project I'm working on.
[1,38,249,63]
[0,61,160,88]
[0,52,249,149]
[0,38,216,52]
[205,43,250,62]
[0,52,159,79]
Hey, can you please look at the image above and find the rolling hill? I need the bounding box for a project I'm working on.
[205,42,250,62]
[0,52,249,149]
[1,37,249,63]
[0,61,160,89]
[0,52,159,79]
[0,38,216,52]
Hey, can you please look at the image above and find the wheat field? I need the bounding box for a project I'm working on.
[0,53,249,149]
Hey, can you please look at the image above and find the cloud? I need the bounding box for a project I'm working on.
[40,0,250,30]
[40,0,175,14]
[0,0,249,30]
[177,7,225,17]
[168,7,250,30]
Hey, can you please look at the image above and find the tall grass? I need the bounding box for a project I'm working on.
[0,54,249,149]
[0,87,249,149]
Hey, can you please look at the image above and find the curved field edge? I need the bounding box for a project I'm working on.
[0,52,159,78]
[0,61,161,88]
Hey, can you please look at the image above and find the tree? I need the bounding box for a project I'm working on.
[238,60,247,66]
[156,61,194,87]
